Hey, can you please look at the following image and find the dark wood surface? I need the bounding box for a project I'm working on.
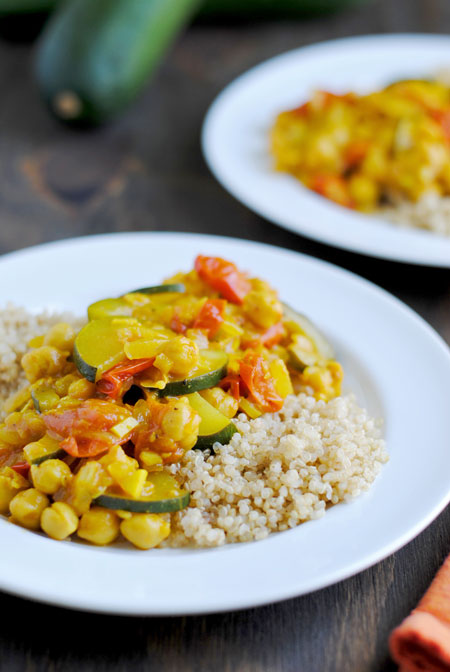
[0,1,449,670]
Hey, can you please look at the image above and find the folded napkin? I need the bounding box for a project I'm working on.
[389,554,450,672]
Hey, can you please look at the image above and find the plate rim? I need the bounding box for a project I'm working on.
[201,32,450,268]
[0,231,450,615]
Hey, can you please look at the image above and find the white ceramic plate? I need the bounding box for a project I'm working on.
[1,232,450,615]
[202,34,450,267]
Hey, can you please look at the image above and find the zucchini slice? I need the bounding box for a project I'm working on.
[158,350,228,397]
[73,318,132,382]
[87,298,133,321]
[130,283,185,295]
[195,423,237,451]
[94,472,189,513]
[282,302,334,360]
[31,385,60,413]
[187,391,237,450]
[23,435,66,465]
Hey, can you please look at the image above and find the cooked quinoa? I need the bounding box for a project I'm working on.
[379,193,450,237]
[166,393,388,547]
[0,304,85,415]
[0,306,388,547]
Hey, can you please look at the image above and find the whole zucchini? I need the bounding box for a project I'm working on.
[200,0,370,18]
[35,0,201,125]
[0,0,56,14]
[2,0,370,18]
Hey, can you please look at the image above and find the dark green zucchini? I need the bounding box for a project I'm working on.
[35,0,201,125]
[130,283,185,295]
[0,0,56,14]
[1,0,369,18]
[31,385,60,413]
[94,471,190,513]
[94,490,190,513]
[199,0,369,18]
[73,318,128,382]
[282,302,335,360]
[195,423,237,451]
[159,351,228,397]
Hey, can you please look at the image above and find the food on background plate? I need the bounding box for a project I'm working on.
[271,79,450,236]
[0,256,387,549]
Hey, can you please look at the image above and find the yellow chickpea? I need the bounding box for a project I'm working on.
[120,513,170,550]
[161,336,199,377]
[43,323,76,352]
[9,488,49,530]
[21,346,67,383]
[67,378,97,400]
[41,502,79,540]
[0,468,29,515]
[243,289,283,329]
[77,507,120,546]
[161,397,201,450]
[31,459,72,495]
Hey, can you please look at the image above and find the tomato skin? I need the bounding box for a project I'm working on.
[170,308,188,334]
[310,174,355,209]
[44,399,130,458]
[194,256,251,305]
[219,375,242,401]
[97,358,155,398]
[193,299,226,336]
[248,321,284,349]
[239,352,283,413]
[11,461,30,478]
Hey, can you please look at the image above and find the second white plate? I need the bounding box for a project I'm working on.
[202,34,450,267]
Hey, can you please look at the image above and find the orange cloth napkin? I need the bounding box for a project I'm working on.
[389,553,450,672]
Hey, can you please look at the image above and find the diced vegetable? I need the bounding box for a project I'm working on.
[158,350,228,397]
[94,471,190,513]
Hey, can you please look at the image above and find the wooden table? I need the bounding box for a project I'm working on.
[1,0,449,670]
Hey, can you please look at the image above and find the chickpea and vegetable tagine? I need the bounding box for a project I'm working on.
[271,79,450,235]
[0,255,387,549]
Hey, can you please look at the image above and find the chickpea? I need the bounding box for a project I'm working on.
[43,323,76,352]
[31,459,72,495]
[243,289,283,329]
[21,346,67,383]
[120,513,170,550]
[0,468,29,515]
[67,378,97,400]
[9,488,49,530]
[41,502,79,540]
[161,397,201,450]
[161,336,199,378]
[77,508,120,546]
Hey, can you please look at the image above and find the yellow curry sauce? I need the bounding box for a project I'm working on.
[0,256,342,549]
[271,80,450,211]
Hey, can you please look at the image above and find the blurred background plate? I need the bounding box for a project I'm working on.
[202,34,450,267]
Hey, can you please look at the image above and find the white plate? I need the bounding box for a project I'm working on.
[1,232,450,615]
[202,34,450,267]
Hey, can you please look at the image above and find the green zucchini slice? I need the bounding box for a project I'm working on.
[23,436,66,465]
[73,318,132,382]
[282,302,334,360]
[158,350,228,397]
[31,385,60,413]
[187,391,237,450]
[87,298,133,321]
[130,283,185,295]
[195,423,237,451]
[94,472,190,513]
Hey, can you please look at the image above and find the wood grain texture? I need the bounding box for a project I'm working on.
[0,0,449,670]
